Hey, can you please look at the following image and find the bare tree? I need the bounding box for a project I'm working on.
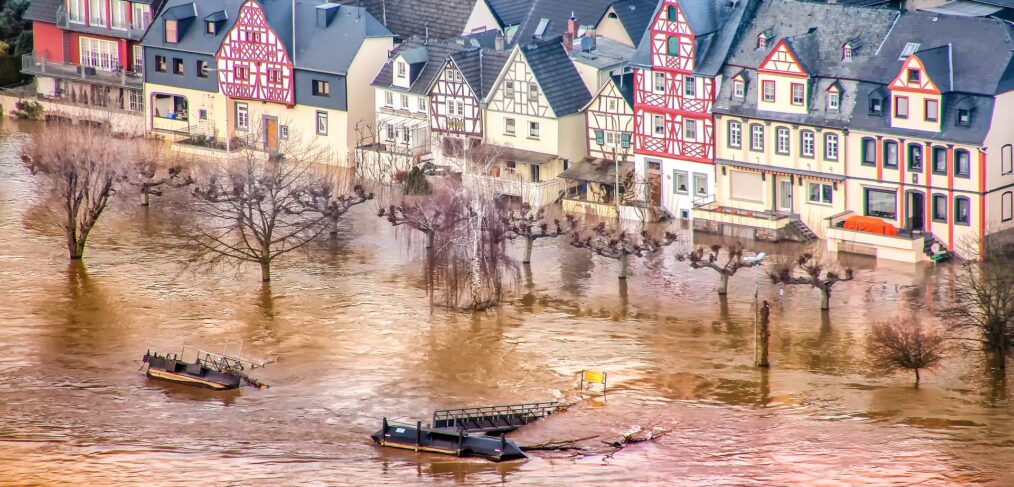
[570,222,678,279]
[187,128,329,282]
[21,126,127,260]
[301,165,373,241]
[505,203,577,264]
[938,240,1014,371]
[123,141,193,207]
[678,243,763,295]
[768,252,854,310]
[866,317,947,386]
[378,186,465,249]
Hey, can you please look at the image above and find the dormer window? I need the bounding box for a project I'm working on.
[907,69,920,84]
[608,12,617,19]
[899,42,920,61]
[869,97,883,115]
[733,79,745,98]
[828,91,840,111]
[396,62,406,79]
[957,109,971,126]
[756,33,766,50]
[842,46,853,61]
[165,20,178,43]
[206,21,216,34]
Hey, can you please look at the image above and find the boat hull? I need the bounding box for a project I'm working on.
[143,353,242,390]
[371,423,526,462]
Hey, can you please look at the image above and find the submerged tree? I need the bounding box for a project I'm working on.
[22,126,127,260]
[301,166,373,242]
[570,222,678,279]
[378,186,465,249]
[866,317,946,386]
[938,240,1014,371]
[505,203,577,264]
[678,243,763,295]
[123,141,193,207]
[768,252,854,310]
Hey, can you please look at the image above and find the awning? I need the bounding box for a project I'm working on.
[489,145,558,165]
[559,158,634,184]
[716,158,845,182]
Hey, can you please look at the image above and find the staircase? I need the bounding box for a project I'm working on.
[923,233,951,262]
[787,218,818,241]
[431,402,560,433]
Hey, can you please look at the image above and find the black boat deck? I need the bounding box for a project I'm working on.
[432,402,559,433]
[371,419,526,461]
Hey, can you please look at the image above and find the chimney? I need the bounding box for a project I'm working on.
[495,31,504,51]
[588,28,597,51]
[316,4,339,28]
[567,12,578,39]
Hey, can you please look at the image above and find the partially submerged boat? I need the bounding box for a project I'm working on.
[142,343,269,390]
[371,418,527,462]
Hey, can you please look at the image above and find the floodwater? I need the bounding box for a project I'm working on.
[0,121,1011,486]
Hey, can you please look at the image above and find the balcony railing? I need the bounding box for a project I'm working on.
[57,6,149,40]
[22,53,143,90]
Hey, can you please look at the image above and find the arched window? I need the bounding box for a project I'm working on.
[907,143,923,170]
[955,196,971,225]
[955,149,971,177]
[727,121,741,148]
[667,5,677,21]
[667,36,679,56]
[932,146,947,174]
[800,130,815,158]
[1003,192,1013,222]
[932,194,947,222]
[883,140,899,168]
[1002,144,1013,175]
[860,137,876,166]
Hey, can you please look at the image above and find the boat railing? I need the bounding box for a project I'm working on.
[180,344,268,372]
[432,402,560,431]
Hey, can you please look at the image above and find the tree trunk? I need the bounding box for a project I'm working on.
[718,273,730,295]
[819,287,830,310]
[757,301,770,368]
[469,214,483,308]
[914,368,921,386]
[141,191,150,207]
[523,238,533,264]
[260,261,271,282]
[329,218,339,240]
[67,230,84,260]
[618,253,629,279]
[425,230,435,249]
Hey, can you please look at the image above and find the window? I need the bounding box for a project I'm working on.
[733,79,744,98]
[505,81,514,98]
[505,117,515,135]
[197,60,209,78]
[198,109,207,120]
[396,62,406,78]
[809,183,832,205]
[756,33,767,50]
[384,91,393,106]
[762,80,775,102]
[728,121,741,148]
[1003,145,1013,175]
[654,72,665,93]
[907,69,921,84]
[316,111,328,135]
[280,125,289,140]
[775,127,789,155]
[825,133,838,160]
[172,58,184,75]
[828,91,840,111]
[668,37,679,56]
[683,119,696,141]
[132,3,151,30]
[385,124,395,141]
[528,121,540,138]
[165,19,178,43]
[68,0,85,23]
[531,164,541,183]
[111,0,129,29]
[899,42,920,61]
[895,96,908,118]
[456,101,464,115]
[607,98,617,112]
[400,94,409,109]
[869,97,883,115]
[267,69,282,85]
[925,99,938,122]
[667,5,677,21]
[313,80,330,96]
[750,124,764,151]
[907,143,923,170]
[529,83,539,105]
[842,46,853,61]
[1002,192,1013,222]
[80,37,119,71]
[932,147,947,174]
[128,90,143,112]
[684,76,696,97]
[418,97,426,112]
[235,65,249,81]
[402,127,410,144]
[235,103,248,130]
[653,115,665,137]
[206,21,216,35]
[674,170,688,194]
[801,130,814,158]
[883,141,899,168]
[89,0,107,27]
[445,68,454,80]
[791,83,804,106]
[955,197,970,225]
[932,194,947,222]
[155,55,167,72]
[861,138,876,166]
[865,188,897,219]
[730,170,763,203]
[957,109,971,126]
[694,173,707,196]
[955,149,970,177]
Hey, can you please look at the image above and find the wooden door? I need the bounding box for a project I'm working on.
[265,118,278,151]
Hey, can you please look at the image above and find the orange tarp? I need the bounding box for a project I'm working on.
[843,215,897,236]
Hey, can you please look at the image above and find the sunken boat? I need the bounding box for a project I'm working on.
[142,343,268,390]
[371,418,527,462]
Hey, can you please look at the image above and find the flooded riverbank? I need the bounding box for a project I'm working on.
[1,123,1011,485]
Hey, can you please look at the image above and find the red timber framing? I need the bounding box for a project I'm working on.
[633,0,715,164]
[429,59,482,138]
[216,0,293,106]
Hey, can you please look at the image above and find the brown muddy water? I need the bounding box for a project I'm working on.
[0,122,1011,486]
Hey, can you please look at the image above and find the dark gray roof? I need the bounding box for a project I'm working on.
[613,72,635,107]
[25,0,62,23]
[860,11,1014,95]
[520,36,592,116]
[143,0,242,54]
[357,0,477,40]
[447,48,511,98]
[596,0,656,44]
[510,0,614,47]
[714,72,860,129]
[291,0,393,75]
[372,38,470,94]
[487,0,531,27]
[848,83,995,145]
[631,0,760,77]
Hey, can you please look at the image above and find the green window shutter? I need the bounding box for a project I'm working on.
[620,132,631,148]
[595,130,604,146]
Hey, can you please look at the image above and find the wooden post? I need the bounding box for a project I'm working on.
[757,301,771,368]
[579,370,584,390]
[415,420,422,451]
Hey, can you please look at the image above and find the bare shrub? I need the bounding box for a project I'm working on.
[866,317,947,385]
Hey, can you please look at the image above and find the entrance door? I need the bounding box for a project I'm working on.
[647,161,662,206]
[908,191,925,232]
[264,118,278,151]
[778,179,792,212]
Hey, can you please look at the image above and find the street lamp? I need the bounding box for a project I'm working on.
[743,252,767,366]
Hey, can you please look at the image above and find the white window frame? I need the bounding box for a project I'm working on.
[653,115,665,137]
[684,76,696,97]
[316,111,328,136]
[528,121,540,139]
[384,91,393,107]
[776,127,789,155]
[654,72,665,93]
[801,131,815,158]
[88,0,107,27]
[79,37,119,71]
[132,4,151,30]
[235,103,249,131]
[733,80,744,98]
[808,182,833,205]
[68,0,85,23]
[728,121,741,148]
[750,125,764,151]
[828,91,840,111]
[110,0,129,30]
[825,133,838,160]
[132,45,143,73]
[505,117,515,136]
[400,94,409,110]
[683,119,696,142]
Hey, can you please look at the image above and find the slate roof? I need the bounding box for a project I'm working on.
[143,0,243,55]
[510,0,614,47]
[519,36,592,116]
[570,35,636,70]
[486,0,532,27]
[371,38,470,94]
[447,48,511,98]
[356,0,477,40]
[848,84,996,145]
[596,0,656,44]
[631,0,761,77]
[613,72,635,107]
[25,0,63,24]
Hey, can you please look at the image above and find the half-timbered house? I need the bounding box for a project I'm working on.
[630,0,757,220]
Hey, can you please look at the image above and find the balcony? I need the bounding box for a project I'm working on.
[823,211,928,263]
[58,6,149,41]
[22,54,143,90]
[464,171,567,208]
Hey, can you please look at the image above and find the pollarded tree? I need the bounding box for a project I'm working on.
[866,317,947,386]
[22,125,127,260]
[123,141,193,207]
[504,203,577,264]
[678,243,763,295]
[378,186,466,249]
[768,252,854,310]
[301,165,374,242]
[570,222,678,279]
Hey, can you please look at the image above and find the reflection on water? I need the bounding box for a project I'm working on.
[0,121,1012,486]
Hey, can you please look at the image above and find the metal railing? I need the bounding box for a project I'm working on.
[432,402,559,431]
[22,53,143,89]
[57,5,149,40]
